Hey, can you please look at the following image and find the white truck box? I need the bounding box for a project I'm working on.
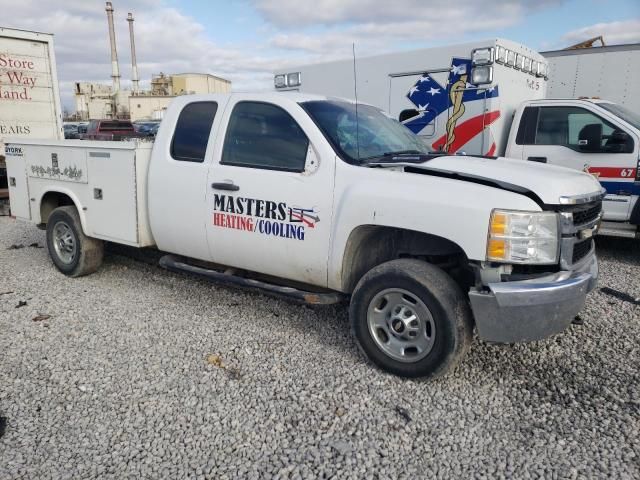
[7,139,154,247]
[542,43,640,113]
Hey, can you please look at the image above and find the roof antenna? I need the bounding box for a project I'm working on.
[352,43,360,161]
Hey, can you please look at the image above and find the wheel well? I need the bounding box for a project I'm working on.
[341,226,471,293]
[40,192,75,225]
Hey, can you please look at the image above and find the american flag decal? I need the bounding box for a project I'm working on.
[403,57,500,154]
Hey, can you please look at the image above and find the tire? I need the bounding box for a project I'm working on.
[350,258,473,379]
[46,206,104,277]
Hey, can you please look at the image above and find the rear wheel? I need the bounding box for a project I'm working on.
[350,259,473,379]
[46,206,103,277]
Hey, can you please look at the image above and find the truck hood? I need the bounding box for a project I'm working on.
[383,155,603,206]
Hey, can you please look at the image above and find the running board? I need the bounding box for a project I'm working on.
[159,254,345,305]
[598,221,639,239]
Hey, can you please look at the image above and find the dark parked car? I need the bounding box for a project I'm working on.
[133,121,161,138]
[63,124,80,139]
[81,120,143,141]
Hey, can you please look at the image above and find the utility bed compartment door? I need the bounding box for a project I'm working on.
[5,148,31,220]
[86,149,138,244]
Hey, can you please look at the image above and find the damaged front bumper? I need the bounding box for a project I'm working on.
[468,252,598,343]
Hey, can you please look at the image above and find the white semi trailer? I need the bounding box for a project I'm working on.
[0,27,63,212]
[542,43,640,113]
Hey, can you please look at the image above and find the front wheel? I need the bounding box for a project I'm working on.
[350,259,473,379]
[46,206,104,277]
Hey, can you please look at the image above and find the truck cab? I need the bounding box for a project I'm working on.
[506,99,640,237]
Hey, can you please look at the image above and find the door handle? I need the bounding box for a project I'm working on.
[211,181,239,191]
[527,156,547,163]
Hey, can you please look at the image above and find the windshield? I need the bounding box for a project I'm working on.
[301,100,429,163]
[598,102,640,130]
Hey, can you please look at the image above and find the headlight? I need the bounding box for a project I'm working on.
[536,62,548,78]
[471,65,493,85]
[471,47,494,66]
[274,74,287,88]
[487,209,559,264]
[287,72,301,87]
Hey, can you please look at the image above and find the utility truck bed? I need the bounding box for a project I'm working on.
[6,139,154,247]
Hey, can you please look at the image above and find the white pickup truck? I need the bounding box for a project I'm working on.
[6,93,603,378]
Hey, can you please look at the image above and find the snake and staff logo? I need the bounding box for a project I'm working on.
[403,58,500,155]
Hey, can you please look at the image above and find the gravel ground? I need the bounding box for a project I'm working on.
[0,216,639,479]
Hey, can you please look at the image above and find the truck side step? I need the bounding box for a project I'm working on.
[598,221,639,239]
[159,254,345,305]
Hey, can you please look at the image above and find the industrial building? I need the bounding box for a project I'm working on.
[73,2,231,121]
[128,73,231,121]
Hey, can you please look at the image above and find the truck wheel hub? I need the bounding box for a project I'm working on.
[367,288,436,363]
[52,221,77,265]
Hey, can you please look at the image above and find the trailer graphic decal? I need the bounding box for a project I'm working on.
[431,111,501,154]
[212,194,318,241]
[403,57,500,154]
[584,166,640,195]
[584,167,636,179]
[30,164,83,181]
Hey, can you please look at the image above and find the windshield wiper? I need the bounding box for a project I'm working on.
[382,150,423,156]
[361,150,429,164]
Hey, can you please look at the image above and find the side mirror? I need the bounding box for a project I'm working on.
[578,123,603,152]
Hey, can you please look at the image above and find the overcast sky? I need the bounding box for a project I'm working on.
[2,0,639,111]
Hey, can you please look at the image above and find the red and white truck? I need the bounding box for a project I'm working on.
[6,92,602,378]
[275,39,640,238]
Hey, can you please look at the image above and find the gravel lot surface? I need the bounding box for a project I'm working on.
[1,216,639,479]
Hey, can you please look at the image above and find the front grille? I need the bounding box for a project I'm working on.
[572,238,593,264]
[572,202,602,226]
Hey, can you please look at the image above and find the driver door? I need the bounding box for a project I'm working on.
[206,98,335,287]
[519,104,638,221]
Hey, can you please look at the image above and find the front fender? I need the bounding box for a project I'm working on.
[327,163,540,291]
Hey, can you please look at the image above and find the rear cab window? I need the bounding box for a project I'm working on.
[171,102,219,162]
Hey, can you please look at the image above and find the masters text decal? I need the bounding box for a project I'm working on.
[212,194,319,241]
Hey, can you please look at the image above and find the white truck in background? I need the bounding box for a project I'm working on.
[275,39,640,238]
[7,93,602,379]
[542,43,640,113]
[0,27,63,214]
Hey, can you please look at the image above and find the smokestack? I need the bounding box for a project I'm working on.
[105,1,121,92]
[127,12,140,94]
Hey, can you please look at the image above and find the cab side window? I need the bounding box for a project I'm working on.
[171,102,218,162]
[534,106,633,153]
[221,102,309,172]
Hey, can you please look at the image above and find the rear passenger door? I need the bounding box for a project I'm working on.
[206,98,335,287]
[147,100,223,260]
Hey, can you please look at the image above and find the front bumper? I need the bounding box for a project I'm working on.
[468,252,598,343]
